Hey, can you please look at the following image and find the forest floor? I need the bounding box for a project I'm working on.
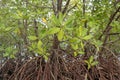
[0,53,120,80]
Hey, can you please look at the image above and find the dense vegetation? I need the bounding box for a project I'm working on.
[0,0,120,80]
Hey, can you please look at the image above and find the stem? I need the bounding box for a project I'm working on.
[62,0,70,14]
[99,6,120,40]
[83,0,87,28]
[99,6,120,55]
[34,19,38,42]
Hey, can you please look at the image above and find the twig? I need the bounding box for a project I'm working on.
[62,0,70,14]
[52,0,57,15]
[67,4,77,14]
[99,6,120,55]
[57,0,62,12]
[105,37,120,44]
[99,6,120,40]
[108,32,120,35]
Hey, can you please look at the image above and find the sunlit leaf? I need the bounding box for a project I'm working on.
[83,35,92,40]
[44,55,48,61]
[5,27,12,31]
[48,27,60,35]
[70,38,80,43]
[80,41,84,49]
[28,36,37,41]
[37,40,43,48]
[78,51,85,54]
[71,44,78,50]
[74,52,77,57]
[89,56,94,63]
[91,61,99,66]
[57,29,64,41]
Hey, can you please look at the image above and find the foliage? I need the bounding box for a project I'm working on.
[84,56,98,70]
[0,0,120,61]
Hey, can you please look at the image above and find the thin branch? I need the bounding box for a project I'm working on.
[108,32,120,35]
[105,37,120,44]
[34,19,38,42]
[52,0,57,15]
[57,0,62,12]
[62,0,70,14]
[98,6,120,40]
[67,4,77,13]
[99,6,120,54]
[83,0,87,28]
[83,0,85,15]
[115,14,120,20]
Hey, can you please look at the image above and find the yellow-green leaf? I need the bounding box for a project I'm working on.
[78,51,85,54]
[28,36,37,41]
[89,56,94,63]
[80,41,84,49]
[43,55,48,61]
[91,61,99,66]
[37,40,43,48]
[74,52,77,57]
[83,35,92,40]
[5,27,12,31]
[71,44,78,50]
[57,30,64,41]
[48,27,60,35]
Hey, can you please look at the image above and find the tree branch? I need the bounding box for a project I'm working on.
[57,0,62,13]
[62,0,70,14]
[67,4,77,13]
[99,6,120,55]
[98,6,120,40]
[52,0,57,15]
[108,32,120,35]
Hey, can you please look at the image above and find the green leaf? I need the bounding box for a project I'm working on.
[3,52,9,57]
[74,52,77,57]
[89,56,94,63]
[84,60,89,64]
[40,29,47,38]
[28,42,37,51]
[58,12,64,24]
[85,60,91,70]
[48,27,60,35]
[78,26,83,36]
[43,55,48,61]
[94,40,103,47]
[28,36,37,41]
[57,29,64,41]
[78,51,85,54]
[91,61,99,66]
[92,40,103,51]
[65,17,73,26]
[37,40,44,53]
[10,54,15,58]
[88,64,91,70]
[80,41,84,49]
[51,15,60,26]
[5,27,12,31]
[37,40,43,48]
[17,10,23,17]
[83,35,92,40]
[69,38,80,43]
[71,44,78,50]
